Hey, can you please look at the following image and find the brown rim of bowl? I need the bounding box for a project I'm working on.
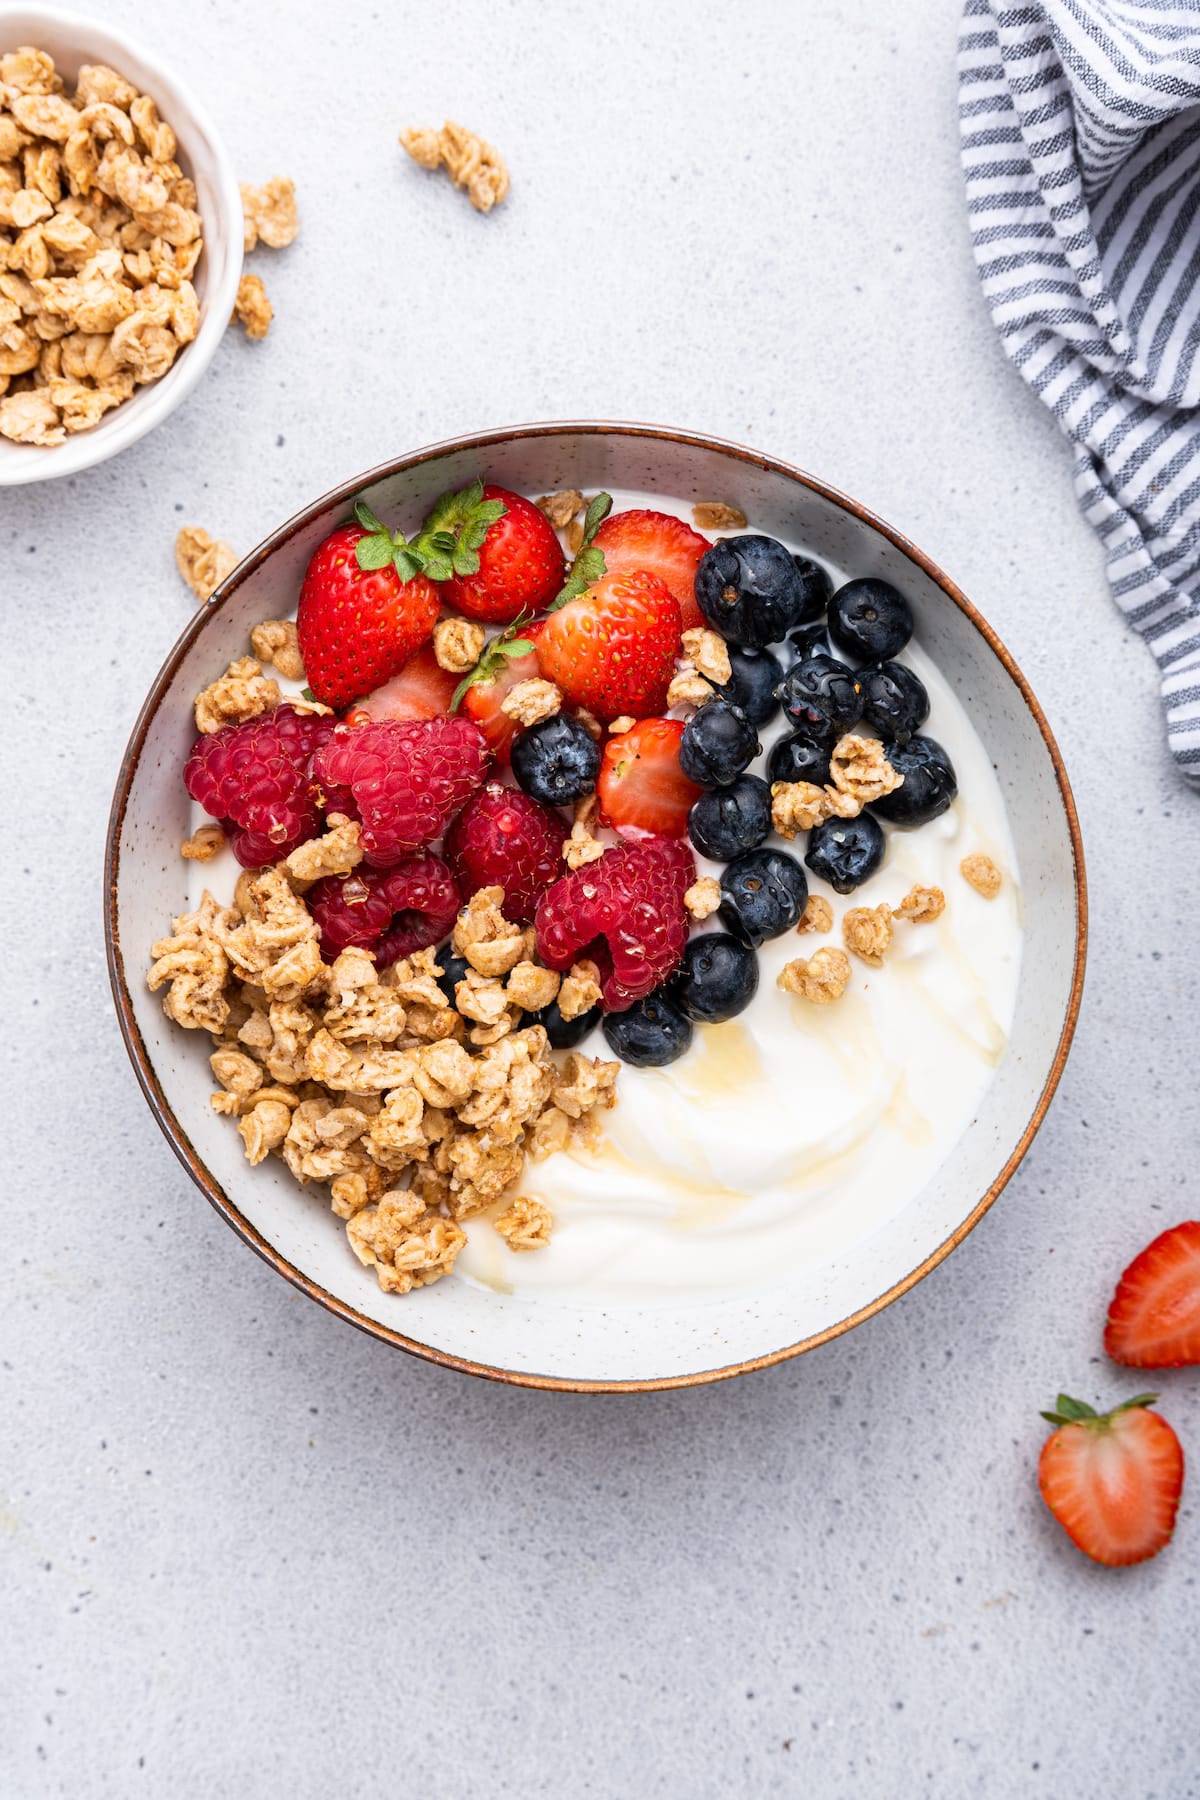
[104,420,1088,1394]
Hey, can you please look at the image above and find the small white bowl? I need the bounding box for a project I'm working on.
[0,6,242,486]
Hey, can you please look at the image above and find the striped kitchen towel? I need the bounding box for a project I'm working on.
[959,1,1200,783]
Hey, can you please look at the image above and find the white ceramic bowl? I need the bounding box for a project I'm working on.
[105,423,1087,1391]
[0,6,242,486]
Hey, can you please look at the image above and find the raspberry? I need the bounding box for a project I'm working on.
[312,716,489,867]
[307,855,461,968]
[535,838,696,1011]
[443,781,567,922]
[184,704,336,869]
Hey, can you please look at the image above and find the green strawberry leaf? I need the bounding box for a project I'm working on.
[500,637,535,658]
[392,546,426,584]
[546,490,612,610]
[355,533,395,571]
[353,500,386,535]
[448,618,535,712]
[580,490,613,544]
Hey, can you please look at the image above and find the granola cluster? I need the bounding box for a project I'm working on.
[400,121,509,214]
[771,734,904,839]
[148,866,618,1296]
[667,626,732,710]
[230,178,299,341]
[0,47,203,445]
[778,884,946,1002]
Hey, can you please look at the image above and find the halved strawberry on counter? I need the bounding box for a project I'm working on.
[537,570,682,724]
[1104,1221,1200,1368]
[593,509,710,632]
[347,644,460,724]
[597,718,702,839]
[1037,1392,1184,1567]
[456,620,546,761]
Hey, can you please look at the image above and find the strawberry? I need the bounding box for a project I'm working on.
[456,619,546,762]
[345,643,459,725]
[1104,1221,1200,1368]
[1037,1392,1184,1567]
[442,484,566,623]
[537,570,682,724]
[597,718,702,839]
[297,523,440,710]
[593,508,710,631]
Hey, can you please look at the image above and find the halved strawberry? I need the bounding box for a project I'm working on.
[537,570,682,724]
[597,718,702,839]
[346,644,459,724]
[1104,1221,1200,1368]
[458,620,545,762]
[593,509,710,631]
[1037,1392,1184,1567]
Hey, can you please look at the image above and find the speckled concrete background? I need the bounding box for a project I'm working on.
[3,1,1198,1795]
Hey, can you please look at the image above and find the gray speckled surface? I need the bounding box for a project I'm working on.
[2,1,1198,1795]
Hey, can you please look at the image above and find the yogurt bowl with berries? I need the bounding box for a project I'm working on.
[107,423,1085,1390]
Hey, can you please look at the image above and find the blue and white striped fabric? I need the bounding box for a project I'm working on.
[959,1,1200,783]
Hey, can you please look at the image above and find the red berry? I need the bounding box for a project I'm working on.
[1037,1393,1184,1568]
[307,856,460,968]
[536,569,682,724]
[597,717,703,840]
[534,838,695,1011]
[444,780,566,921]
[184,703,336,868]
[297,523,440,710]
[593,508,710,631]
[1104,1221,1200,1368]
[460,620,545,762]
[442,484,566,623]
[348,643,459,724]
[312,716,489,866]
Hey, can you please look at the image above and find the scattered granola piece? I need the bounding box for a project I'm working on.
[193,656,280,735]
[557,959,603,1022]
[249,618,305,682]
[684,876,722,922]
[284,814,363,886]
[400,120,509,213]
[693,502,747,531]
[176,526,239,599]
[230,272,272,340]
[494,1195,554,1253]
[608,715,636,735]
[505,960,561,1012]
[433,616,486,673]
[501,677,562,727]
[238,1097,292,1165]
[666,669,716,710]
[771,780,831,838]
[779,947,852,1004]
[894,884,945,924]
[552,1051,619,1120]
[843,904,894,967]
[797,895,834,935]
[681,626,732,687]
[453,887,526,976]
[563,793,605,871]
[960,853,1002,899]
[240,176,299,252]
[829,733,904,806]
[348,1198,466,1295]
[181,823,225,862]
[536,489,584,530]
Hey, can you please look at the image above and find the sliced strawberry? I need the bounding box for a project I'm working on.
[459,620,545,762]
[597,718,702,840]
[537,570,682,724]
[347,643,459,724]
[593,509,710,631]
[1104,1221,1200,1368]
[442,485,566,623]
[1037,1393,1184,1567]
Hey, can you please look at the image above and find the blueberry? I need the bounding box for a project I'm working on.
[695,535,815,647]
[529,998,601,1049]
[679,698,760,788]
[786,620,832,663]
[511,714,600,806]
[718,848,808,947]
[775,653,863,741]
[859,661,929,743]
[870,735,958,826]
[433,947,470,1004]
[791,555,833,622]
[670,931,759,1024]
[602,991,693,1067]
[688,774,772,860]
[828,578,913,662]
[805,814,886,895]
[720,644,783,727]
[767,729,833,789]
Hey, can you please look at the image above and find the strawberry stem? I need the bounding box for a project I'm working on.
[449,612,535,712]
[1040,1391,1160,1429]
[547,490,613,610]
[351,480,508,585]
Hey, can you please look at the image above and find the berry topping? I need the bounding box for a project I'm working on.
[687,774,772,861]
[678,698,760,788]
[592,508,710,631]
[791,555,834,620]
[457,619,545,762]
[828,578,913,662]
[535,838,695,1011]
[312,715,489,866]
[870,735,957,826]
[511,713,601,807]
[670,931,759,1024]
[442,483,566,623]
[444,780,566,922]
[805,813,886,894]
[184,703,336,869]
[775,652,863,741]
[767,728,833,789]
[297,522,441,710]
[1037,1393,1183,1568]
[529,997,601,1050]
[307,855,460,968]
[859,660,930,743]
[349,642,460,723]
[786,621,832,663]
[433,945,471,1003]
[602,990,693,1067]
[537,568,682,723]
[1104,1221,1200,1369]
[694,535,820,647]
[718,848,808,947]
[597,717,702,840]
[719,643,783,728]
